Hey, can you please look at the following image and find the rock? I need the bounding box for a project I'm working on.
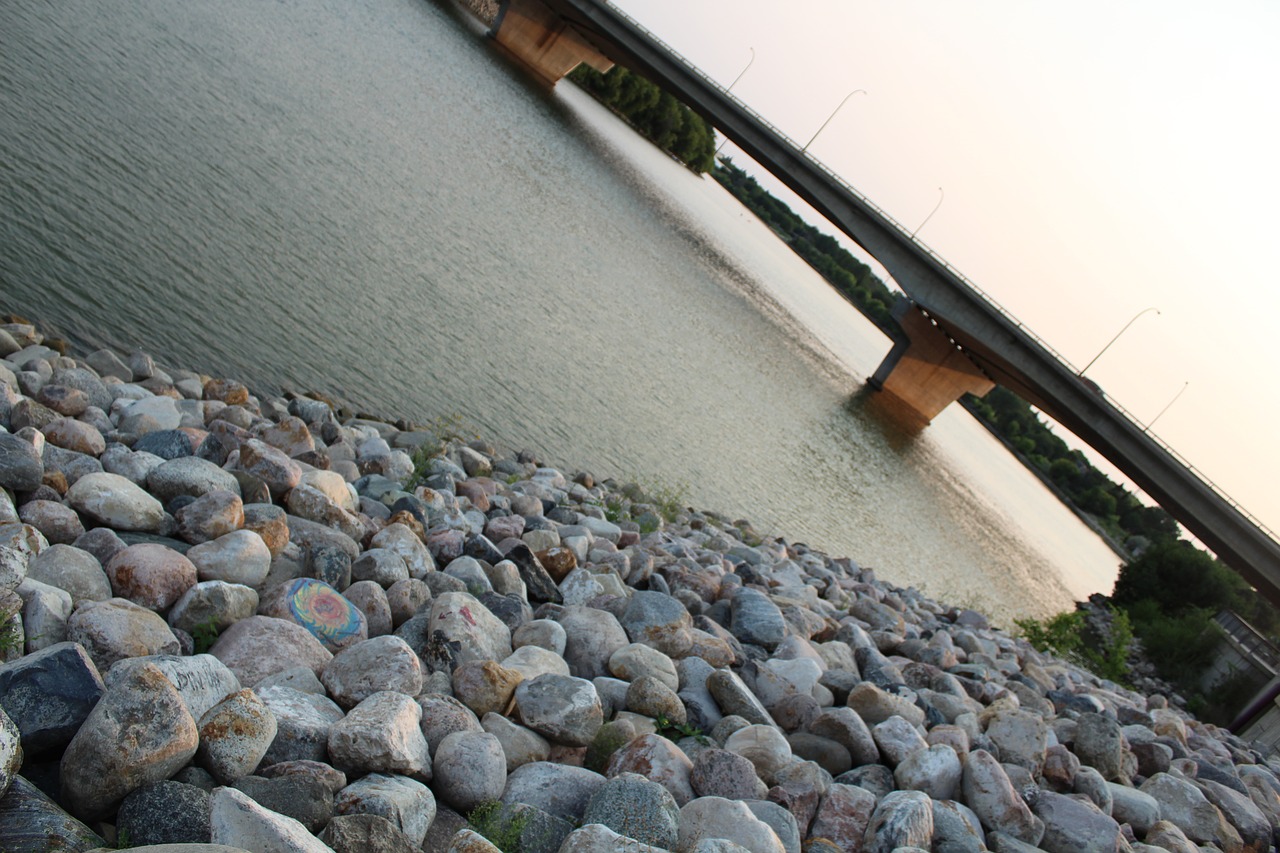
[1031,790,1125,853]
[453,659,524,717]
[690,747,764,800]
[335,772,437,847]
[0,640,105,755]
[1200,777,1271,853]
[344,580,393,637]
[731,587,788,650]
[209,785,333,852]
[44,417,106,456]
[706,669,775,727]
[557,606,629,679]
[186,529,272,587]
[861,789,934,853]
[116,780,213,846]
[609,642,679,691]
[846,682,926,728]
[60,661,199,821]
[626,674,686,724]
[1106,781,1161,835]
[961,749,1044,847]
[418,693,485,755]
[0,432,43,492]
[17,575,72,651]
[895,743,963,800]
[210,614,333,686]
[26,542,111,605]
[433,730,508,813]
[0,775,106,852]
[501,761,607,823]
[806,706,880,766]
[809,783,877,851]
[258,578,367,652]
[984,708,1048,775]
[105,542,198,611]
[67,597,180,670]
[328,690,432,779]
[176,489,245,544]
[352,548,410,587]
[620,590,693,657]
[258,685,346,766]
[558,823,669,853]
[482,711,551,773]
[872,715,928,766]
[197,688,278,784]
[322,634,423,709]
[606,732,695,806]
[677,796,785,853]
[168,580,260,638]
[427,590,512,668]
[233,773,334,834]
[17,499,84,545]
[724,724,792,786]
[1073,712,1125,782]
[243,503,291,557]
[322,813,421,853]
[0,706,18,800]
[105,653,241,721]
[118,395,181,434]
[66,471,165,531]
[370,523,435,579]
[514,673,603,747]
[580,771,680,849]
[286,482,364,541]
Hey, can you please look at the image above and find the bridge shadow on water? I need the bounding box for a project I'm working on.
[845,383,929,452]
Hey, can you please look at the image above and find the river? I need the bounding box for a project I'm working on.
[0,0,1123,623]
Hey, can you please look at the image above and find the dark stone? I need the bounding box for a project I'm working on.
[479,592,533,633]
[322,813,420,853]
[116,780,212,845]
[233,774,334,833]
[422,805,470,853]
[71,529,125,568]
[0,641,105,755]
[133,429,195,460]
[389,496,430,527]
[51,367,111,412]
[0,433,43,492]
[1193,758,1248,795]
[295,449,331,471]
[0,775,105,851]
[233,471,272,505]
[1132,741,1172,778]
[835,764,896,800]
[464,534,505,566]
[307,542,352,590]
[116,531,192,554]
[546,506,579,525]
[504,544,562,605]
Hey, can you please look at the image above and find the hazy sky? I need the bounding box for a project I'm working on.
[613,0,1280,534]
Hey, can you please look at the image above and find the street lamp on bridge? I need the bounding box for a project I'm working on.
[715,47,755,156]
[1145,380,1190,434]
[1078,306,1160,376]
[911,187,944,239]
[802,89,866,153]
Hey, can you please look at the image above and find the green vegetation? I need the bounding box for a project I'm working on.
[190,617,221,655]
[712,159,904,334]
[0,616,22,656]
[467,800,530,853]
[406,413,480,489]
[654,713,708,745]
[1015,607,1132,685]
[568,65,716,173]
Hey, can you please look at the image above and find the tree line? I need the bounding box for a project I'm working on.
[568,65,716,173]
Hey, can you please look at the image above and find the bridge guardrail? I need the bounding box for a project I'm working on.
[599,1,1277,543]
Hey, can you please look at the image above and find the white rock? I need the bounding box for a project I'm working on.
[677,797,784,853]
[210,785,335,852]
[187,529,272,587]
[65,472,165,531]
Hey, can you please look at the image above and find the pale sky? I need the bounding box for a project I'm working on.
[613,0,1280,534]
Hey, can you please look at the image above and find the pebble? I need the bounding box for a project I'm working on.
[3,336,1279,853]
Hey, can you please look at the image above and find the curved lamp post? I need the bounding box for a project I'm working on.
[911,187,944,239]
[715,48,755,156]
[1079,306,1160,375]
[1145,381,1189,433]
[802,89,866,153]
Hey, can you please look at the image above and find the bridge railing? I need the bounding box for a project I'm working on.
[600,2,1278,543]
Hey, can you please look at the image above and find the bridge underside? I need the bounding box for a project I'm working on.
[491,0,613,86]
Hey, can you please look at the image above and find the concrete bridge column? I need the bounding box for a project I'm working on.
[491,0,614,86]
[869,302,996,426]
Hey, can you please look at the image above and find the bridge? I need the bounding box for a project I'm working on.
[487,0,1280,606]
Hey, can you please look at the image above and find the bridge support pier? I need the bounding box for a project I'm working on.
[491,0,614,86]
[869,302,996,426]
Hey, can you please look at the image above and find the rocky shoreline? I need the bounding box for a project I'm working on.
[0,320,1278,853]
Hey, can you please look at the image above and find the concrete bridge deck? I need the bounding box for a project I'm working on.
[491,0,1280,605]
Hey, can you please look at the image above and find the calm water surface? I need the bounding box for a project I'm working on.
[0,0,1122,622]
